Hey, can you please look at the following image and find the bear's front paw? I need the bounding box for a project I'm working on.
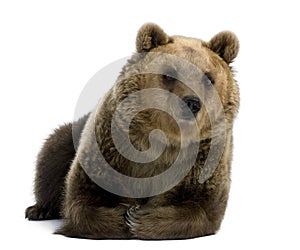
[125,205,150,237]
[125,206,188,239]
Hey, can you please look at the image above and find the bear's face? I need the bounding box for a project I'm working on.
[113,24,239,148]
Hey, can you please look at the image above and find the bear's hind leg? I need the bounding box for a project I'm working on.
[25,204,60,220]
[25,115,89,220]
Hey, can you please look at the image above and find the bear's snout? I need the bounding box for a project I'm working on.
[180,96,201,119]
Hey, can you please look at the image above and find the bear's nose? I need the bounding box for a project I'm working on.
[181,96,201,119]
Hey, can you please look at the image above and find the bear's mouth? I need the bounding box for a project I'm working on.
[177,117,197,125]
[179,112,197,120]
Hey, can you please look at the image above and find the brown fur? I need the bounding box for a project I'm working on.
[25,23,240,240]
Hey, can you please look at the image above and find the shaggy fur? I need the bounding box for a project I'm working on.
[25,23,240,240]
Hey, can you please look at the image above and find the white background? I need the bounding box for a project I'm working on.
[1,0,299,249]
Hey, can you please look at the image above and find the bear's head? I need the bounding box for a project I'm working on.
[111,23,240,150]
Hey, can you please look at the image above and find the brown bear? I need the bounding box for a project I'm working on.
[25,23,240,240]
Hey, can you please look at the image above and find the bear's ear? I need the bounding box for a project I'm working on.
[208,31,239,64]
[136,23,170,52]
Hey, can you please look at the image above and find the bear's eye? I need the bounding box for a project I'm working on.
[163,75,176,82]
[203,72,215,85]
[162,70,177,83]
